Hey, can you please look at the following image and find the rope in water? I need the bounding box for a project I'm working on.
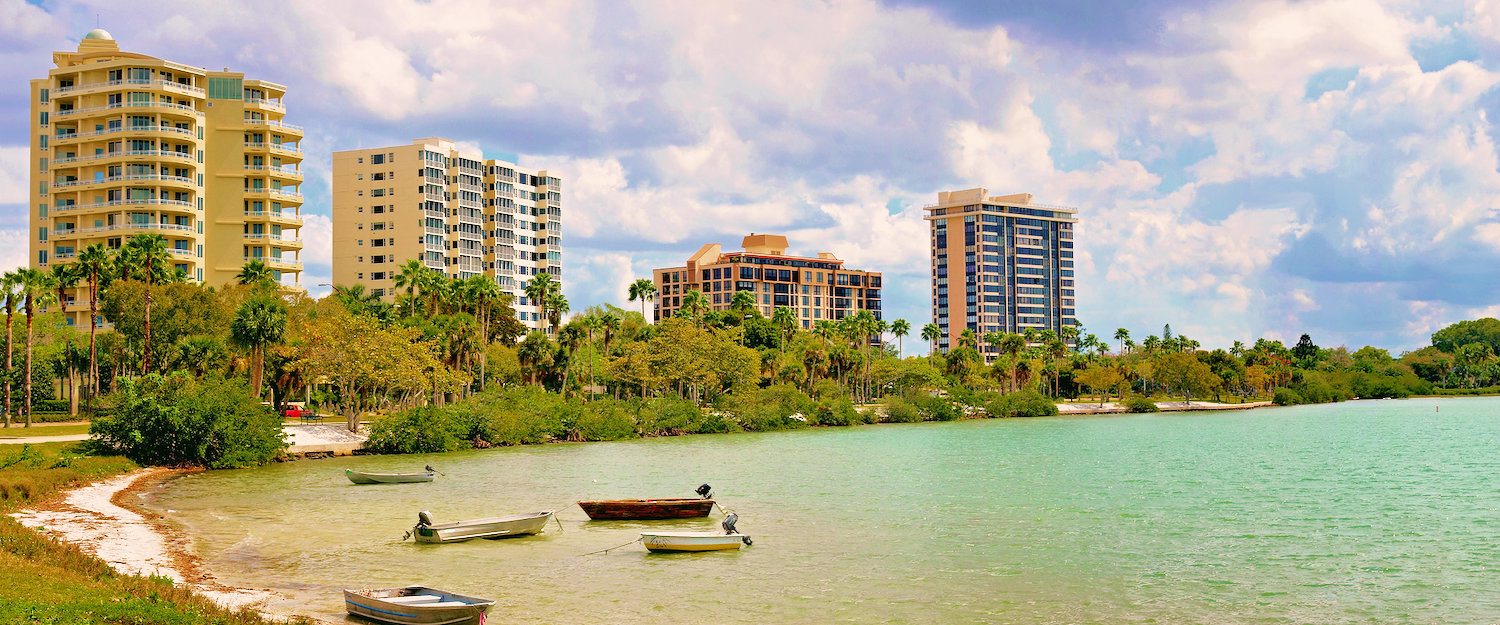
[580,537,642,556]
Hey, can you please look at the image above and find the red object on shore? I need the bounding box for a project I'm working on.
[577,498,716,520]
[281,407,313,419]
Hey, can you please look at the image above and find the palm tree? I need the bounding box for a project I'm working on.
[525,272,558,331]
[920,322,941,357]
[517,331,553,385]
[546,291,569,334]
[890,319,910,357]
[1143,335,1161,354]
[393,259,429,317]
[16,268,54,427]
[1,271,17,426]
[628,278,657,322]
[1114,328,1130,356]
[557,321,587,396]
[771,306,796,356]
[235,259,277,289]
[982,331,1002,363]
[680,290,709,327]
[126,234,172,374]
[599,311,622,357]
[958,328,977,350]
[78,244,112,398]
[1000,333,1025,392]
[582,313,603,396]
[48,263,83,414]
[729,289,756,328]
[230,296,288,399]
[1046,339,1068,396]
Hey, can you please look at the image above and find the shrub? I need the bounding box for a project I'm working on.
[726,384,814,431]
[1272,388,1304,406]
[984,390,1060,418]
[33,400,69,413]
[1123,395,1160,413]
[633,397,733,436]
[811,397,860,426]
[912,394,961,421]
[881,396,923,423]
[366,407,459,454]
[90,373,288,468]
[575,399,637,441]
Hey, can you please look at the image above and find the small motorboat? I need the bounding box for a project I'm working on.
[344,586,493,624]
[346,465,442,485]
[640,512,753,553]
[409,510,553,543]
[578,483,716,520]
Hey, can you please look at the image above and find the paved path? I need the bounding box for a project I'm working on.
[0,432,90,444]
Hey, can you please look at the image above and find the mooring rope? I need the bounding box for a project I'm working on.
[580,537,642,556]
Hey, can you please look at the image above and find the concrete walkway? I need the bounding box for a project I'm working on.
[0,432,90,444]
[0,423,368,453]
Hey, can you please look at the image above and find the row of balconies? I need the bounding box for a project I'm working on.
[53,149,195,165]
[55,100,202,119]
[242,256,300,270]
[54,222,194,236]
[242,210,304,226]
[242,141,301,156]
[52,174,196,189]
[53,78,206,97]
[53,124,194,144]
[53,198,194,213]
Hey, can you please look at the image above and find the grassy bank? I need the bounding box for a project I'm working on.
[0,442,304,624]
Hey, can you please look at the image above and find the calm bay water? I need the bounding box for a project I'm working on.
[147,398,1500,624]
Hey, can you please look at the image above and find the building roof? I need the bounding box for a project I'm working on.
[83,28,113,40]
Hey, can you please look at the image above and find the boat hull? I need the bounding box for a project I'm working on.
[413,511,553,543]
[577,498,715,520]
[347,470,435,485]
[344,586,493,625]
[640,531,748,552]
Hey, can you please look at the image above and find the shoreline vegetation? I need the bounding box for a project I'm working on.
[5,253,1500,622]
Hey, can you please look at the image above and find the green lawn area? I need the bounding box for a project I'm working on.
[0,442,308,624]
[0,422,93,438]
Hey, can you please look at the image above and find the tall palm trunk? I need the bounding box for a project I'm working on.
[88,276,99,400]
[143,271,154,375]
[23,300,34,427]
[3,303,11,427]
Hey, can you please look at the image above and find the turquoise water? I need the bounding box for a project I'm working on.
[148,398,1500,624]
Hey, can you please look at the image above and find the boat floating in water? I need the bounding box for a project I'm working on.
[343,586,493,625]
[640,512,753,553]
[346,465,441,485]
[409,510,554,543]
[578,484,717,520]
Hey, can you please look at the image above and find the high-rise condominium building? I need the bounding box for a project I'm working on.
[331,138,561,330]
[652,234,883,329]
[28,30,304,325]
[926,189,1078,359]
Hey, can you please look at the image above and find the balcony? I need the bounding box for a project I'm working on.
[51,174,196,190]
[52,149,196,166]
[244,165,304,181]
[242,210,304,226]
[167,248,195,259]
[243,187,303,202]
[241,118,303,133]
[54,222,194,237]
[244,256,301,271]
[53,198,195,213]
[54,100,202,118]
[243,98,285,112]
[242,234,304,249]
[52,125,195,145]
[243,142,302,156]
[52,78,205,97]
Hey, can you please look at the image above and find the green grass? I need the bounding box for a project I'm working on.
[0,442,311,624]
[0,422,93,438]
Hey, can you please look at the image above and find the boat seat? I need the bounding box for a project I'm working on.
[418,601,472,608]
[383,595,445,604]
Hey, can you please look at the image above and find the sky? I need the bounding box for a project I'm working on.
[3,0,1500,355]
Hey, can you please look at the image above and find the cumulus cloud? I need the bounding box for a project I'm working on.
[8,0,1500,352]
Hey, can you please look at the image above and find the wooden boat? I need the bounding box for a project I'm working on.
[346,469,435,485]
[640,531,751,553]
[577,498,715,520]
[411,510,553,543]
[344,586,493,625]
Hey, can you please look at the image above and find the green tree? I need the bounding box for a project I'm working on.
[525,272,558,331]
[48,262,83,414]
[235,259,277,290]
[230,296,288,399]
[999,333,1025,392]
[15,268,54,426]
[546,291,569,334]
[679,289,709,327]
[1155,352,1218,404]
[0,271,16,425]
[1114,327,1130,355]
[921,322,941,357]
[393,259,430,318]
[628,278,658,322]
[890,319,910,357]
[125,234,173,374]
[517,331,554,386]
[77,244,113,398]
[772,306,797,356]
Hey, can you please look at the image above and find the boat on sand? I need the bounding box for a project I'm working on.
[343,586,493,624]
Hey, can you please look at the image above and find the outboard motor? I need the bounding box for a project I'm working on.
[696,483,713,499]
[425,465,437,473]
[417,510,434,527]
[722,512,739,534]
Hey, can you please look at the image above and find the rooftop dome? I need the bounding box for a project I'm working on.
[83,28,113,41]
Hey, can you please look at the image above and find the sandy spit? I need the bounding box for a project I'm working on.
[9,467,324,622]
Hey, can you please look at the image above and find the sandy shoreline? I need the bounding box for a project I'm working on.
[9,467,314,621]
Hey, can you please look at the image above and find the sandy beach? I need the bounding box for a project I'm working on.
[9,467,290,616]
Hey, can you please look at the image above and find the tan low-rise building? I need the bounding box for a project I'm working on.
[331,138,560,330]
[652,234,883,329]
[28,29,304,326]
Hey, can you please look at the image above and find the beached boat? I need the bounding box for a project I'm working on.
[411,510,553,543]
[577,498,716,520]
[344,586,493,625]
[640,531,752,552]
[346,469,435,485]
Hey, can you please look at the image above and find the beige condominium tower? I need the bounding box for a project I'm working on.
[925,189,1078,360]
[331,138,561,330]
[28,29,304,326]
[651,234,883,330]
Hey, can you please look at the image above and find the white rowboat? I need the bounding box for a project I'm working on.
[347,469,435,485]
[344,586,493,624]
[412,511,553,543]
[640,531,751,552]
